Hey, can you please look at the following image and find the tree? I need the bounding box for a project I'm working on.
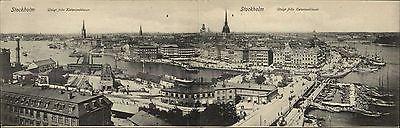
[235,95,242,104]
[185,109,201,125]
[255,75,266,85]
[199,103,239,126]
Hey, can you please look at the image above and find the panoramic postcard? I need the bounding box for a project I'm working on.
[0,0,399,127]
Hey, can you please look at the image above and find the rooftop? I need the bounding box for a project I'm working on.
[215,82,277,92]
[0,84,100,104]
[33,58,56,67]
[161,83,214,94]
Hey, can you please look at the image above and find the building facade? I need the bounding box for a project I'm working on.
[0,48,11,83]
[133,45,159,59]
[248,47,273,66]
[0,84,113,126]
[273,43,321,68]
[214,82,278,104]
[160,81,214,107]
[220,48,244,63]
[160,44,198,59]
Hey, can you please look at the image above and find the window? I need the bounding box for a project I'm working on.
[45,102,49,109]
[35,110,40,119]
[84,103,90,112]
[69,105,75,113]
[60,104,66,111]
[19,118,24,125]
[30,109,34,117]
[58,116,63,124]
[64,117,69,125]
[43,112,47,121]
[36,100,40,107]
[20,108,24,115]
[52,115,57,122]
[6,105,11,112]
[54,103,59,110]
[71,118,76,126]
[35,121,41,126]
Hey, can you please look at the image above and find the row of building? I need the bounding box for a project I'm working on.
[132,44,199,59]
[159,80,278,107]
[201,42,326,68]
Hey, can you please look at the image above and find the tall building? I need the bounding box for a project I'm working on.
[0,84,113,126]
[0,48,11,83]
[81,20,87,39]
[222,10,230,33]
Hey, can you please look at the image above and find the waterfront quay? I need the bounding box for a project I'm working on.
[234,75,317,126]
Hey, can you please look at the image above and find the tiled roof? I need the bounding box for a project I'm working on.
[0,84,99,104]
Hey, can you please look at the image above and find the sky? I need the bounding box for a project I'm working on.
[0,0,399,33]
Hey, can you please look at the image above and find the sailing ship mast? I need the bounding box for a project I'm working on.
[386,67,389,92]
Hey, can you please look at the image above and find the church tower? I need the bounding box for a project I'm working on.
[139,25,143,36]
[81,20,87,38]
[222,10,230,33]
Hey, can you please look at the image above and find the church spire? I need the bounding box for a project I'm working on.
[222,10,230,33]
[139,25,143,36]
[81,20,87,38]
[225,10,228,24]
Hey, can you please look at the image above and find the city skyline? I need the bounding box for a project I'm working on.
[0,0,399,34]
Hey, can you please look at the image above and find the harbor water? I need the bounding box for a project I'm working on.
[310,42,400,126]
[0,41,240,81]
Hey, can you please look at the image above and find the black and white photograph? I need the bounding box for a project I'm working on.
[0,0,399,127]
